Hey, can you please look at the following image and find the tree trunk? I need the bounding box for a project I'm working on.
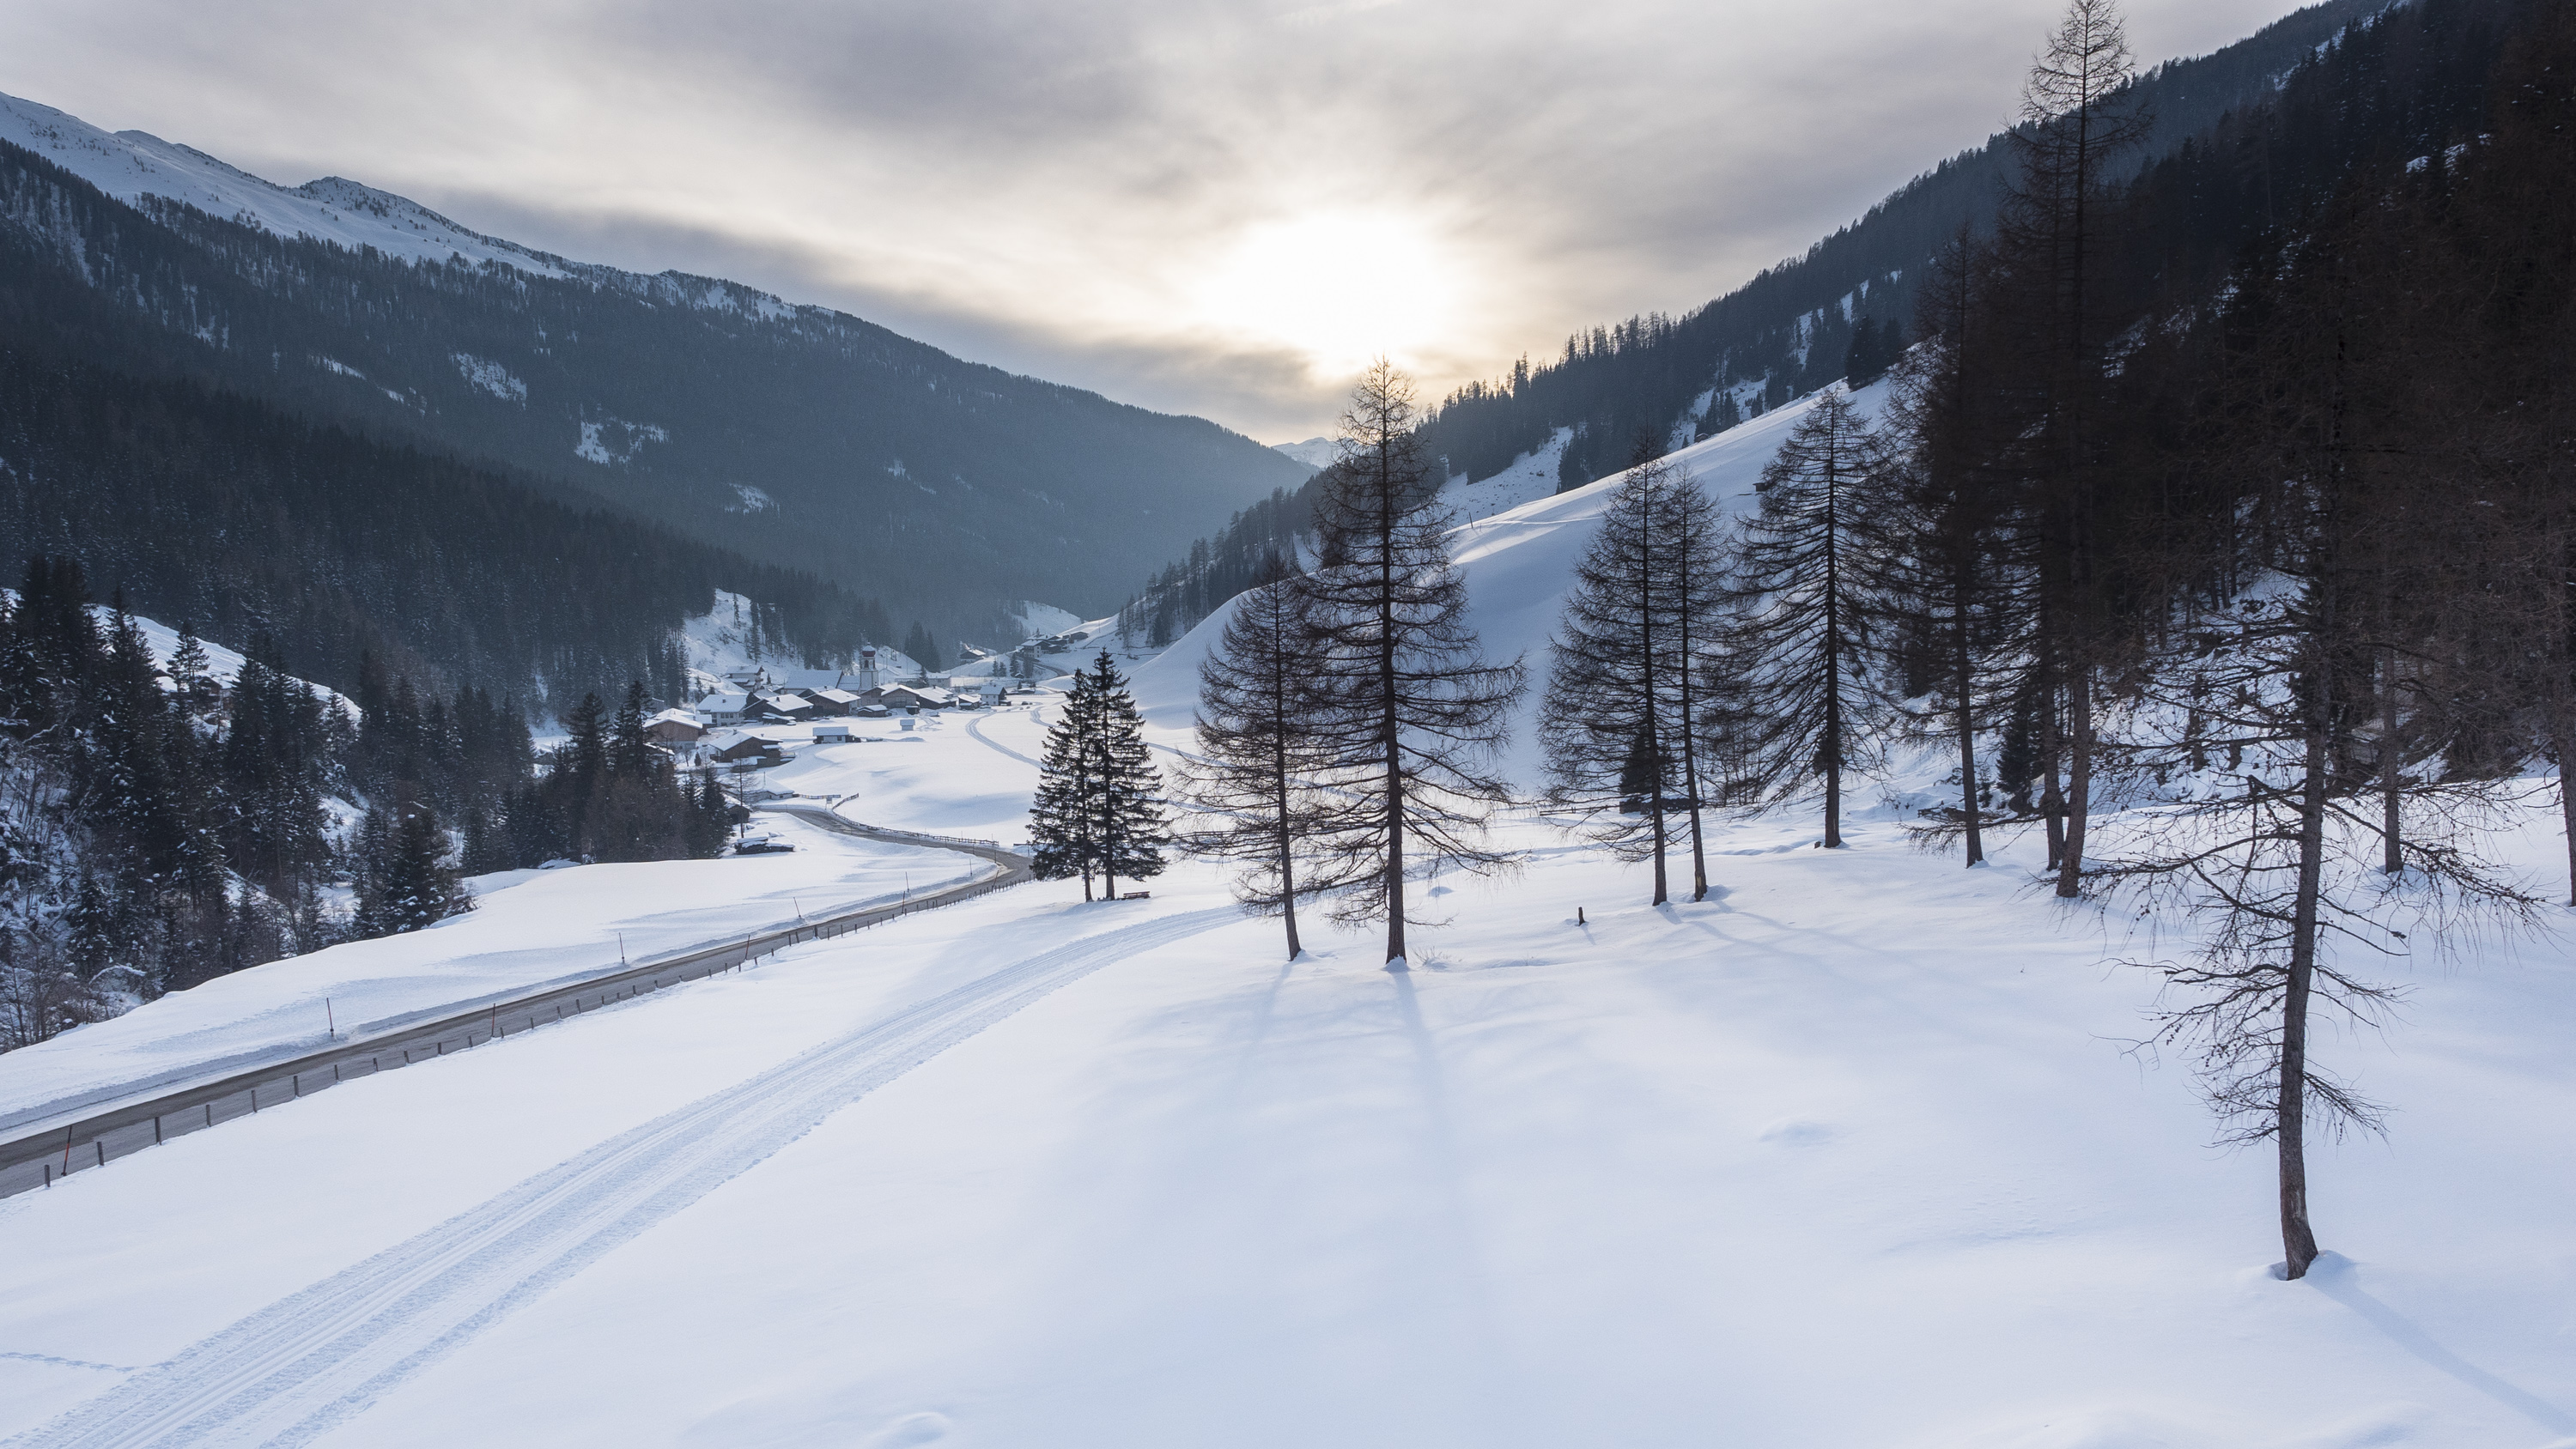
[1275,734,1302,960]
[1955,575,1985,867]
[2055,668,2091,897]
[1680,734,1709,902]
[2555,706,2576,909]
[2380,641,2402,876]
[1643,517,1668,906]
[1381,456,1407,967]
[2278,723,2329,1281]
[2038,645,2068,871]
[1822,447,1844,849]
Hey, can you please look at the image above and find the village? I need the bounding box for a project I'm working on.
[649,638,1068,781]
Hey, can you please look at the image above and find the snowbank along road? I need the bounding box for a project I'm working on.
[0,810,1028,1200]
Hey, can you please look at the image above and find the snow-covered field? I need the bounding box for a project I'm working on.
[2,390,2571,1447]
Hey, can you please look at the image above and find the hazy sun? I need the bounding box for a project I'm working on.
[1190,212,1455,378]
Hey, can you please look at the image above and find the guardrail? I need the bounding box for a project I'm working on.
[0,834,1024,1200]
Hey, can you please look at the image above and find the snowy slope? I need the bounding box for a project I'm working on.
[0,88,811,324]
[1133,381,1880,784]
[0,91,577,279]
[0,695,2567,1447]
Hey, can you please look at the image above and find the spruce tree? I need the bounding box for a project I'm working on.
[611,680,654,780]
[1030,667,1106,899]
[355,798,473,937]
[1541,457,1688,903]
[1082,652,1170,899]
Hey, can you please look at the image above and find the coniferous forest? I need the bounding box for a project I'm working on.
[0,554,733,1048]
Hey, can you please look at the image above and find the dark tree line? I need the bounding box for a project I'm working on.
[0,341,886,712]
[0,556,736,1050]
[0,557,354,1044]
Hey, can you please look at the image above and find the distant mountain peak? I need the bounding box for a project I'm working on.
[1272,437,1337,470]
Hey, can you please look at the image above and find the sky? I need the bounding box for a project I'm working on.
[2,0,2312,442]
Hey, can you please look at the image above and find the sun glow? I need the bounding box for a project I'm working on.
[1188,212,1458,378]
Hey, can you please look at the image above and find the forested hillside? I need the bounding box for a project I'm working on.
[1413,0,2390,494]
[0,319,888,710]
[0,126,1310,641]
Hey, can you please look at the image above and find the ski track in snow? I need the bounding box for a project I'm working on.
[12,909,1235,1449]
[963,713,1042,768]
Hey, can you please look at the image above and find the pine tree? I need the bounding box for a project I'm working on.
[1082,652,1169,898]
[1875,233,2015,866]
[169,622,217,721]
[1719,388,1893,847]
[611,680,653,780]
[1180,555,1331,957]
[1541,457,1690,903]
[902,622,944,674]
[1652,464,1728,900]
[1296,361,1525,966]
[355,798,473,937]
[2005,0,2151,897]
[1030,668,1106,899]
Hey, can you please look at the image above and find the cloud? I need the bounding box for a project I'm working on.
[0,0,2309,440]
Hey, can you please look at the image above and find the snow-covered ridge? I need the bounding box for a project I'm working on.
[1270,437,1338,470]
[0,88,819,324]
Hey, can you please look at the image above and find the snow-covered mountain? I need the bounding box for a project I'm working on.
[1270,437,1339,470]
[0,90,793,314]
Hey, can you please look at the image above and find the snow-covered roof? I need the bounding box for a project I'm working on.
[647,708,701,726]
[811,688,861,705]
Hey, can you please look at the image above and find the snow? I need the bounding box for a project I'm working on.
[1,379,2570,1446]
[678,591,911,694]
[0,88,835,324]
[450,352,526,403]
[1439,423,1574,521]
[0,808,977,1141]
[574,418,667,465]
[1012,601,1083,640]
[1271,436,1338,470]
[0,91,580,280]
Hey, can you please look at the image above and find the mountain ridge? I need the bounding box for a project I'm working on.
[0,91,1312,644]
